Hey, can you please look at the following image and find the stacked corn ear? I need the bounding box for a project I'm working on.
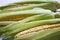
[0,0,60,40]
[0,0,59,21]
[0,0,59,13]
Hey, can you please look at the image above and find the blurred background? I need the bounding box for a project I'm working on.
[0,0,23,6]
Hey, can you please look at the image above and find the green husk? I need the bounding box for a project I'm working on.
[0,21,16,26]
[0,3,57,13]
[1,19,60,37]
[0,14,34,21]
[0,9,53,21]
[0,0,59,13]
[0,13,54,33]
[24,0,57,3]
[0,0,58,10]
[0,0,60,40]
[0,21,16,30]
[54,13,60,18]
[18,13,54,23]
[0,1,43,10]
[14,27,60,40]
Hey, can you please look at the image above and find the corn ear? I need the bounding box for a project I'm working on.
[0,3,57,13]
[1,19,60,37]
[0,9,53,21]
[18,13,54,23]
[0,13,54,33]
[14,23,60,40]
[0,0,58,10]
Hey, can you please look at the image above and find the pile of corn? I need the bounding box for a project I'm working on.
[0,0,60,40]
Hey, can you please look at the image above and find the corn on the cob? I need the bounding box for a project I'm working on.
[0,13,54,34]
[0,0,60,40]
[0,3,57,13]
[15,23,60,40]
[1,19,60,37]
[0,0,58,10]
[0,9,53,21]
